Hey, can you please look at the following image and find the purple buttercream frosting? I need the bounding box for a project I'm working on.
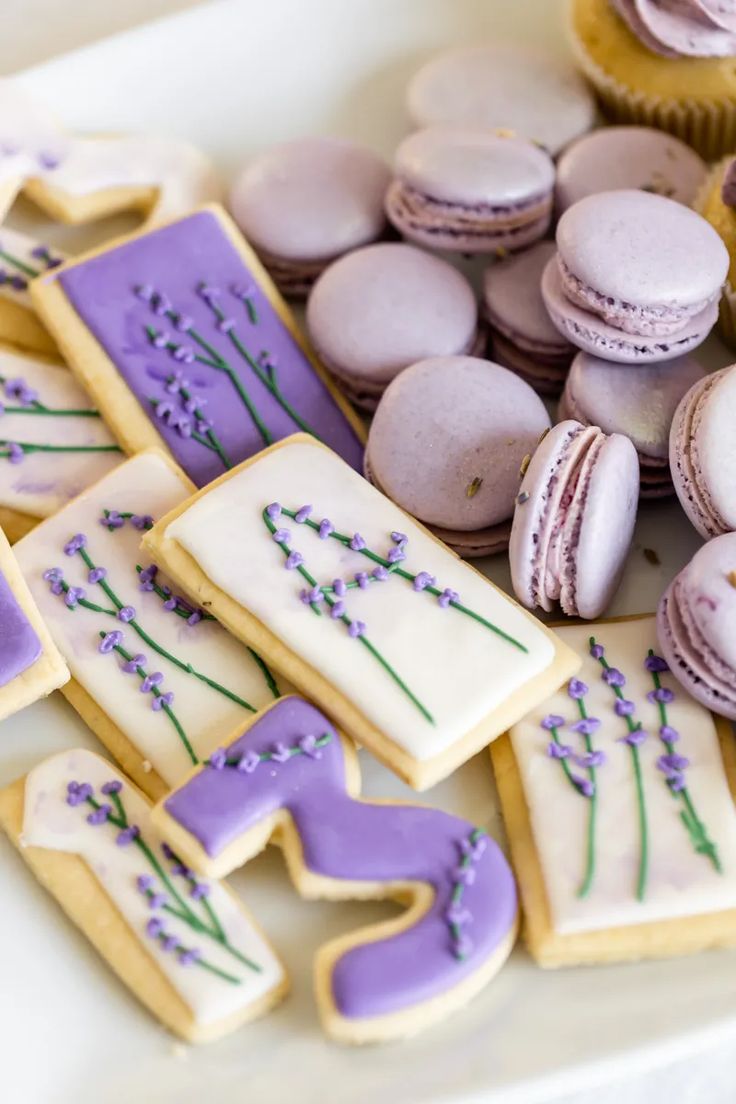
[164,697,517,1020]
[55,211,363,484]
[0,568,42,687]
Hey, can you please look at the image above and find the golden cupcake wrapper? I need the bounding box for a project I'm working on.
[693,158,736,350]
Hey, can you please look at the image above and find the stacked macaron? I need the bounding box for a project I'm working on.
[365,356,551,556]
[560,351,707,496]
[542,190,729,363]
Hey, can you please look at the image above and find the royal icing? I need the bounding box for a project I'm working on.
[47,210,364,482]
[22,749,284,1026]
[13,451,282,786]
[161,439,555,764]
[0,562,41,686]
[0,228,65,310]
[509,618,736,934]
[162,697,517,1021]
[0,79,219,224]
[0,347,122,518]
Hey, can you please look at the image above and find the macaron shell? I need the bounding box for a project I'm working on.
[541,257,718,363]
[689,365,736,532]
[428,519,513,558]
[677,530,736,672]
[657,584,736,720]
[491,333,570,396]
[366,356,550,530]
[669,371,732,538]
[483,240,573,354]
[556,190,729,310]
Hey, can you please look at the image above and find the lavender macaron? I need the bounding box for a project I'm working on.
[306,243,481,409]
[669,364,736,539]
[365,356,551,557]
[483,241,575,395]
[510,419,640,619]
[658,532,736,720]
[542,190,729,363]
[560,350,707,497]
[228,137,391,298]
[407,44,595,155]
[556,126,707,215]
[386,127,555,254]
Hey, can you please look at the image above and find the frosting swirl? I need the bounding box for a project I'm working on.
[612,0,736,57]
[721,157,736,207]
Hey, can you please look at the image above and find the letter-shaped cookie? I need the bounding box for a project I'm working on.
[154,696,519,1043]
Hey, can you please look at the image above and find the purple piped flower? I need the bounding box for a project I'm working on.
[63,533,87,556]
[657,753,690,773]
[348,620,366,638]
[461,835,487,861]
[172,345,195,364]
[301,586,323,606]
[116,826,140,847]
[190,883,212,900]
[6,442,23,464]
[438,588,459,609]
[131,515,154,531]
[64,586,86,609]
[355,571,369,589]
[136,284,155,302]
[391,531,407,545]
[231,281,255,300]
[43,567,63,584]
[137,875,154,893]
[209,748,227,771]
[87,566,107,584]
[454,865,476,886]
[285,550,303,570]
[117,605,136,623]
[236,750,261,774]
[574,750,607,769]
[413,571,436,592]
[541,714,565,730]
[372,566,388,582]
[198,284,220,303]
[151,292,172,316]
[164,369,187,393]
[163,596,177,611]
[152,691,175,711]
[5,378,38,406]
[299,734,322,759]
[547,742,572,760]
[294,504,312,523]
[218,317,235,334]
[349,533,366,552]
[161,843,176,861]
[149,893,168,910]
[602,667,626,687]
[86,803,112,826]
[659,725,680,744]
[619,728,647,747]
[187,611,202,626]
[140,672,164,693]
[38,150,61,170]
[173,312,192,333]
[645,654,669,674]
[270,742,291,763]
[446,902,472,926]
[122,653,147,673]
[387,546,406,564]
[589,642,605,660]
[9,275,26,291]
[100,509,124,530]
[178,948,202,967]
[318,519,333,540]
[272,528,290,544]
[266,502,282,519]
[572,775,595,798]
[453,933,474,959]
[567,679,588,700]
[615,699,635,716]
[146,918,164,939]
[570,717,601,736]
[99,630,124,654]
[66,781,93,807]
[333,578,347,597]
[138,565,158,589]
[101,780,122,796]
[151,330,170,350]
[647,687,675,705]
[330,601,346,619]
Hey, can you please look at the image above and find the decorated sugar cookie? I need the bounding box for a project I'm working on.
[31,207,365,483]
[154,696,518,1043]
[0,345,122,542]
[13,450,284,798]
[493,615,736,966]
[0,523,67,720]
[0,748,287,1043]
[0,228,65,354]
[142,435,578,789]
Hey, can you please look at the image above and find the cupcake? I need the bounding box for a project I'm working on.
[695,155,736,348]
[569,0,736,159]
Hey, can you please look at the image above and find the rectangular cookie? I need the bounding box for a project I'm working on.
[0,229,63,356]
[30,204,366,485]
[0,522,68,720]
[493,615,736,966]
[0,747,287,1043]
[0,344,123,542]
[13,449,286,799]
[141,434,579,790]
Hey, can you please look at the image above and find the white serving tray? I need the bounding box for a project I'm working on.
[2,2,736,1101]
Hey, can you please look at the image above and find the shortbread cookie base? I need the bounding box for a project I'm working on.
[0,505,41,544]
[0,299,59,358]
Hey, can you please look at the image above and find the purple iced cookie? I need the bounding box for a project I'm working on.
[556,127,707,215]
[560,350,707,498]
[482,241,575,395]
[407,44,595,155]
[542,190,728,363]
[510,419,640,619]
[365,355,550,557]
[669,364,736,539]
[306,243,481,410]
[657,533,736,720]
[612,0,736,58]
[385,127,555,255]
[228,138,391,298]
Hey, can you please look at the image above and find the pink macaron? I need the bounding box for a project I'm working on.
[542,190,728,363]
[483,241,575,395]
[228,137,391,298]
[365,355,551,557]
[385,127,555,254]
[306,242,481,409]
[669,364,736,539]
[560,350,707,497]
[657,532,736,720]
[510,419,640,619]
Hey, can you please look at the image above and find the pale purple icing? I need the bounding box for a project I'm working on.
[164,697,517,1019]
[0,568,42,686]
[54,211,363,483]
[613,0,736,57]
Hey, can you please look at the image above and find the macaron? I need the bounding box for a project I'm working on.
[560,350,707,497]
[365,356,551,557]
[657,532,736,720]
[669,364,736,539]
[556,126,707,215]
[407,44,595,155]
[385,127,555,254]
[306,243,481,410]
[228,137,391,297]
[510,419,640,619]
[542,190,728,363]
[482,241,575,395]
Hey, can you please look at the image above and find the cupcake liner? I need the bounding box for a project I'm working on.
[694,157,736,350]
[568,8,736,161]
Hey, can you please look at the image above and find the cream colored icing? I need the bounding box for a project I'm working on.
[0,348,121,516]
[510,618,736,933]
[165,440,555,762]
[23,749,284,1025]
[14,452,282,784]
[0,227,66,310]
